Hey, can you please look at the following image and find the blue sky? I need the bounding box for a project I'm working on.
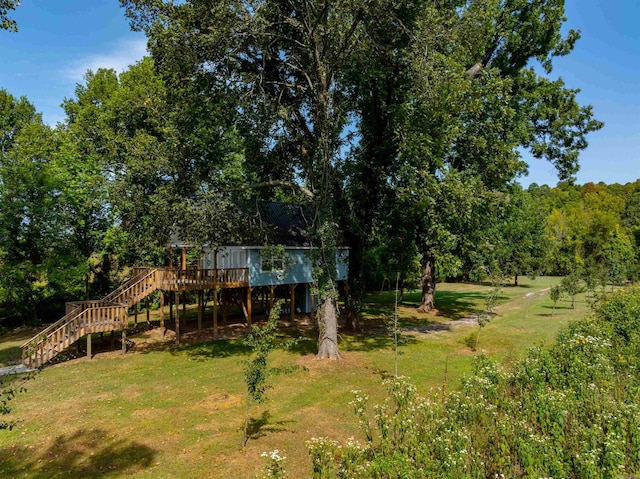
[1,0,638,187]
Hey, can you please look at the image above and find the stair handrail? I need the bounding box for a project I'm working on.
[102,267,152,304]
[103,268,158,306]
[21,304,82,355]
[22,303,129,368]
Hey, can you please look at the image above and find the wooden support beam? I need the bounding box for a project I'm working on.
[160,292,165,329]
[146,297,151,330]
[213,289,218,340]
[290,284,297,321]
[122,329,127,354]
[134,302,138,325]
[175,291,181,345]
[197,290,203,332]
[182,291,187,326]
[169,292,174,323]
[269,285,276,315]
[213,251,218,339]
[247,287,253,327]
[87,334,92,360]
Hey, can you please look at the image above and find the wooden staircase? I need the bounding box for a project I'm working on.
[21,268,160,369]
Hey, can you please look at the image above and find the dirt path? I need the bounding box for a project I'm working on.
[403,286,552,336]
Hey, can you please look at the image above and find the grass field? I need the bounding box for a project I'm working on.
[0,277,591,478]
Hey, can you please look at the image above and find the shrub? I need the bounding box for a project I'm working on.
[307,288,640,478]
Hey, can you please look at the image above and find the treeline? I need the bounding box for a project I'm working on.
[364,180,640,291]
[0,1,609,358]
[2,70,637,326]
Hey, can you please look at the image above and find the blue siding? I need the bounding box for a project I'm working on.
[249,249,314,287]
[248,247,349,287]
[200,246,348,289]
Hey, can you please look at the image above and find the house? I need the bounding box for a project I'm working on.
[22,202,349,368]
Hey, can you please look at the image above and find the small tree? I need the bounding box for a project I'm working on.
[561,271,583,309]
[384,273,404,377]
[549,285,562,317]
[475,282,502,351]
[242,300,295,449]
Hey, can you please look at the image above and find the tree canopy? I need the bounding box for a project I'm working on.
[0,2,619,355]
[0,0,19,32]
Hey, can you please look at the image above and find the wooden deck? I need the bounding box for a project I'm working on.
[150,267,249,291]
[22,266,251,368]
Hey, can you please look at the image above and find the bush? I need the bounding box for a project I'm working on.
[307,287,640,478]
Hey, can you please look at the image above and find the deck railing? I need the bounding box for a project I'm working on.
[105,269,158,306]
[155,267,249,290]
[22,266,250,368]
[22,303,128,369]
[104,267,152,304]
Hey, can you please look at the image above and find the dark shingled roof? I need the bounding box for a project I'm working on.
[254,202,312,246]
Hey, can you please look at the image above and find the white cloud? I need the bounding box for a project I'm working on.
[64,37,148,81]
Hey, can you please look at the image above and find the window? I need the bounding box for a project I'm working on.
[261,255,285,273]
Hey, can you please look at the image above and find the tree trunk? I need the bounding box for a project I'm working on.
[344,231,365,331]
[316,295,341,359]
[417,255,436,313]
[514,273,519,286]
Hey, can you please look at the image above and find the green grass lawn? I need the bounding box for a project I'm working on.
[0,277,590,478]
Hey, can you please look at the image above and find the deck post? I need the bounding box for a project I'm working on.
[213,290,218,339]
[247,287,253,326]
[87,334,92,360]
[122,329,127,354]
[146,297,151,330]
[269,285,275,315]
[290,284,297,321]
[197,290,203,332]
[213,250,218,339]
[169,292,174,323]
[134,302,138,325]
[310,284,315,321]
[182,291,187,327]
[160,292,165,328]
[175,291,181,345]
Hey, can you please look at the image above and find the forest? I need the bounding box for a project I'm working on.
[4,2,640,477]
[0,0,637,360]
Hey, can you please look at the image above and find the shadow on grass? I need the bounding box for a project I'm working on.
[288,337,318,356]
[403,290,487,321]
[246,410,294,442]
[0,345,21,365]
[0,428,155,478]
[341,331,420,352]
[541,305,574,310]
[180,339,252,361]
[368,287,520,322]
